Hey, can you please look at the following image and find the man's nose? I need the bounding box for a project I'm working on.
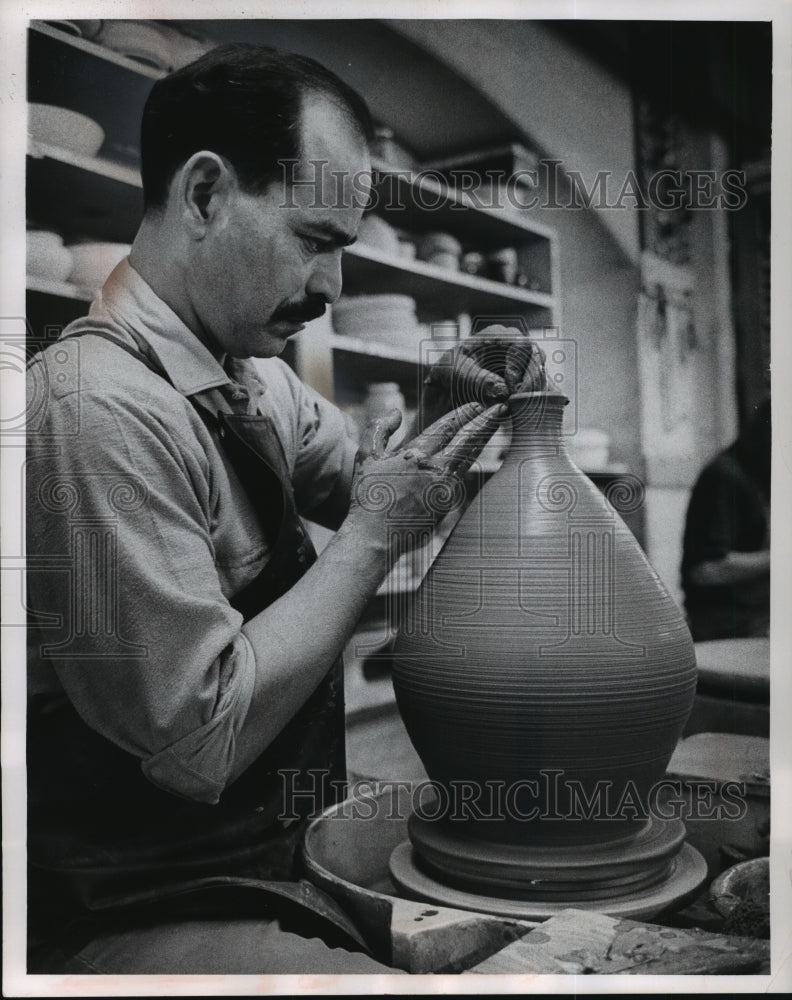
[307,250,344,305]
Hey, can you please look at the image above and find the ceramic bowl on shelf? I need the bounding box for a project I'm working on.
[357,214,401,256]
[371,126,416,171]
[397,239,417,261]
[27,231,74,282]
[93,20,211,71]
[67,242,132,290]
[93,20,177,70]
[45,20,103,39]
[417,232,462,271]
[28,103,105,158]
[332,294,420,347]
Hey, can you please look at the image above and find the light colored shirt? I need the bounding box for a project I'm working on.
[26,259,356,804]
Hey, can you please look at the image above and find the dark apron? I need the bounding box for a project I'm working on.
[27,332,355,963]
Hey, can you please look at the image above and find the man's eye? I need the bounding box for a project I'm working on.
[301,236,326,255]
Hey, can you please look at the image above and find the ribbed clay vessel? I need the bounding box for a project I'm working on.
[392,392,697,888]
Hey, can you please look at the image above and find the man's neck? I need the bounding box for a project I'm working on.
[129,220,224,362]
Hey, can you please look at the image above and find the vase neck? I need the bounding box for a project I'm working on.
[506,393,569,455]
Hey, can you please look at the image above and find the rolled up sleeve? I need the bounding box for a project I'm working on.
[27,378,257,805]
[142,631,256,802]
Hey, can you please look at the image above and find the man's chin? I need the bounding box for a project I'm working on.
[240,328,297,360]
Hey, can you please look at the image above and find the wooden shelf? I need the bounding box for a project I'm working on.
[328,333,422,365]
[342,244,555,321]
[30,21,164,79]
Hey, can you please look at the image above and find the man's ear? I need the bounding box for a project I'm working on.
[177,152,233,237]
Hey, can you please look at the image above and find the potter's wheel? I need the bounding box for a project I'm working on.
[389,841,707,922]
[303,787,707,925]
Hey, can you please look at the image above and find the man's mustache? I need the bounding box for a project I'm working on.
[271,297,327,324]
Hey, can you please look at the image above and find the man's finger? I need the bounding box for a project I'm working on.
[462,326,526,362]
[426,352,508,405]
[516,346,549,393]
[463,325,525,350]
[504,340,536,393]
[409,401,484,456]
[357,408,403,460]
[440,403,510,473]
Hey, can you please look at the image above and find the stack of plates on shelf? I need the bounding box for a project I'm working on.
[68,242,132,291]
[93,20,210,71]
[28,103,105,157]
[332,294,420,349]
[357,214,400,256]
[27,231,74,282]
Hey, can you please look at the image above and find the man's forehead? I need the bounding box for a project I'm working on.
[299,91,368,158]
[298,94,371,177]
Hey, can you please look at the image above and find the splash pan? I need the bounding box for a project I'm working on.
[303,787,707,924]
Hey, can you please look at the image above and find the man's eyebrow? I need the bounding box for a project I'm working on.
[302,221,358,248]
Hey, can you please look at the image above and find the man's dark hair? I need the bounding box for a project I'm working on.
[140,42,374,210]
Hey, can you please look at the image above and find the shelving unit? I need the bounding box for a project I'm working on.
[26,18,560,346]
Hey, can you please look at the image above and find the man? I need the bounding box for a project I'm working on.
[681,398,771,641]
[26,43,506,974]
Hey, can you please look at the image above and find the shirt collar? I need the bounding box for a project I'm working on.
[85,258,231,398]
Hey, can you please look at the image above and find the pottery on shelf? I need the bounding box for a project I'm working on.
[27,231,74,282]
[391,390,700,910]
[331,294,420,349]
[28,104,105,158]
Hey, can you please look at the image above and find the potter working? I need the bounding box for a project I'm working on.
[19,15,776,983]
[25,42,506,975]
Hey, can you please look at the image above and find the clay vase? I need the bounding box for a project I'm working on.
[391,391,697,902]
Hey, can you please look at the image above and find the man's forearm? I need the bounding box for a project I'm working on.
[230,514,389,780]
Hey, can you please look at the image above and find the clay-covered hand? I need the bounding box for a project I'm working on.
[419,324,547,430]
[349,401,508,550]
